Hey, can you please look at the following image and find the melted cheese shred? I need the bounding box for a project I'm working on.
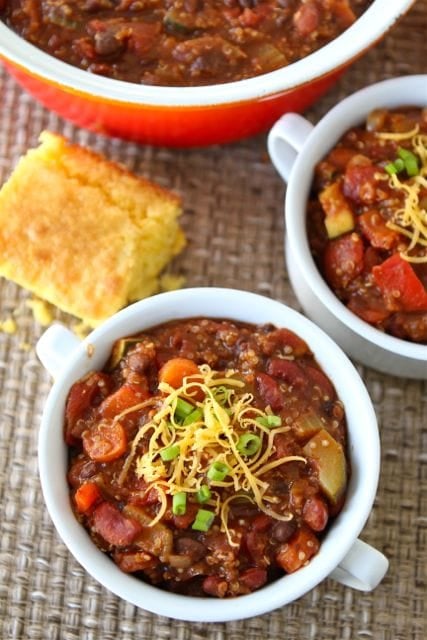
[124,364,305,543]
[376,127,427,263]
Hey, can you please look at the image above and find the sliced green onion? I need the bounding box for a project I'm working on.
[172,491,187,516]
[256,415,282,428]
[174,397,194,421]
[192,508,215,532]
[183,407,203,426]
[236,433,261,456]
[160,444,180,461]
[393,158,405,172]
[207,460,229,482]
[397,147,419,176]
[384,162,398,176]
[197,485,211,503]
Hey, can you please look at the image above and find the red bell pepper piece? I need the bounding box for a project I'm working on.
[372,254,427,312]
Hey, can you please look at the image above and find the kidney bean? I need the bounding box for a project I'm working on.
[175,537,207,562]
[255,372,284,411]
[266,358,306,388]
[302,496,329,532]
[239,567,267,591]
[202,575,228,598]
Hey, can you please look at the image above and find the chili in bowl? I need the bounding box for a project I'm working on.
[268,75,427,378]
[36,288,386,621]
[0,2,416,146]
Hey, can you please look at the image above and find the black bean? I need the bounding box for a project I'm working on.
[271,519,296,543]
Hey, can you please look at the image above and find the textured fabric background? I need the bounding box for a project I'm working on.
[0,2,426,638]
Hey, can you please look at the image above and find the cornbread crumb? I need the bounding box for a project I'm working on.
[26,298,54,326]
[0,318,17,334]
[19,342,32,352]
[0,132,186,327]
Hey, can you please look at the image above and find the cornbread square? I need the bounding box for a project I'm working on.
[0,132,185,326]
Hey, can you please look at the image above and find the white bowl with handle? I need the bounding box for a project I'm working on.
[36,288,388,622]
[268,75,427,379]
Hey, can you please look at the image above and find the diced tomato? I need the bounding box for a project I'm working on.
[239,567,267,591]
[276,526,320,573]
[65,372,113,444]
[172,502,199,530]
[114,550,158,573]
[128,22,161,55]
[358,209,400,250]
[326,147,359,171]
[261,328,309,357]
[99,382,149,420]
[239,7,263,27]
[92,502,142,547]
[372,254,427,312]
[343,162,380,204]
[267,358,306,388]
[255,372,284,411]
[273,432,299,459]
[323,232,365,291]
[74,482,102,514]
[82,420,127,462]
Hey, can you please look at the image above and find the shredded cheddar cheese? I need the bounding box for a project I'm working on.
[118,364,305,546]
[376,127,427,263]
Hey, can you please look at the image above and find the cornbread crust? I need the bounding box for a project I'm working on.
[0,132,185,326]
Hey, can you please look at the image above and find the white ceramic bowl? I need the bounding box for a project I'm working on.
[37,288,387,622]
[268,75,427,379]
[0,1,415,146]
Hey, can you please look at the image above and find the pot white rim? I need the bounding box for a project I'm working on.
[0,0,414,107]
[285,75,427,363]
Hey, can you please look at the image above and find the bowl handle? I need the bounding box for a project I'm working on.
[329,538,389,591]
[36,323,81,379]
[267,113,313,183]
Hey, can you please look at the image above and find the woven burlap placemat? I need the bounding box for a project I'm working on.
[0,2,426,638]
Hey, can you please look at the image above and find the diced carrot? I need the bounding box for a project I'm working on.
[159,358,200,389]
[99,382,149,419]
[276,526,320,573]
[74,482,102,514]
[82,420,127,462]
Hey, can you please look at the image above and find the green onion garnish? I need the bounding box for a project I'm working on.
[172,491,187,516]
[256,415,282,428]
[207,460,229,482]
[236,433,261,456]
[197,485,211,503]
[183,407,203,426]
[192,508,215,532]
[384,162,398,176]
[174,397,194,421]
[160,444,180,461]
[398,147,419,176]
